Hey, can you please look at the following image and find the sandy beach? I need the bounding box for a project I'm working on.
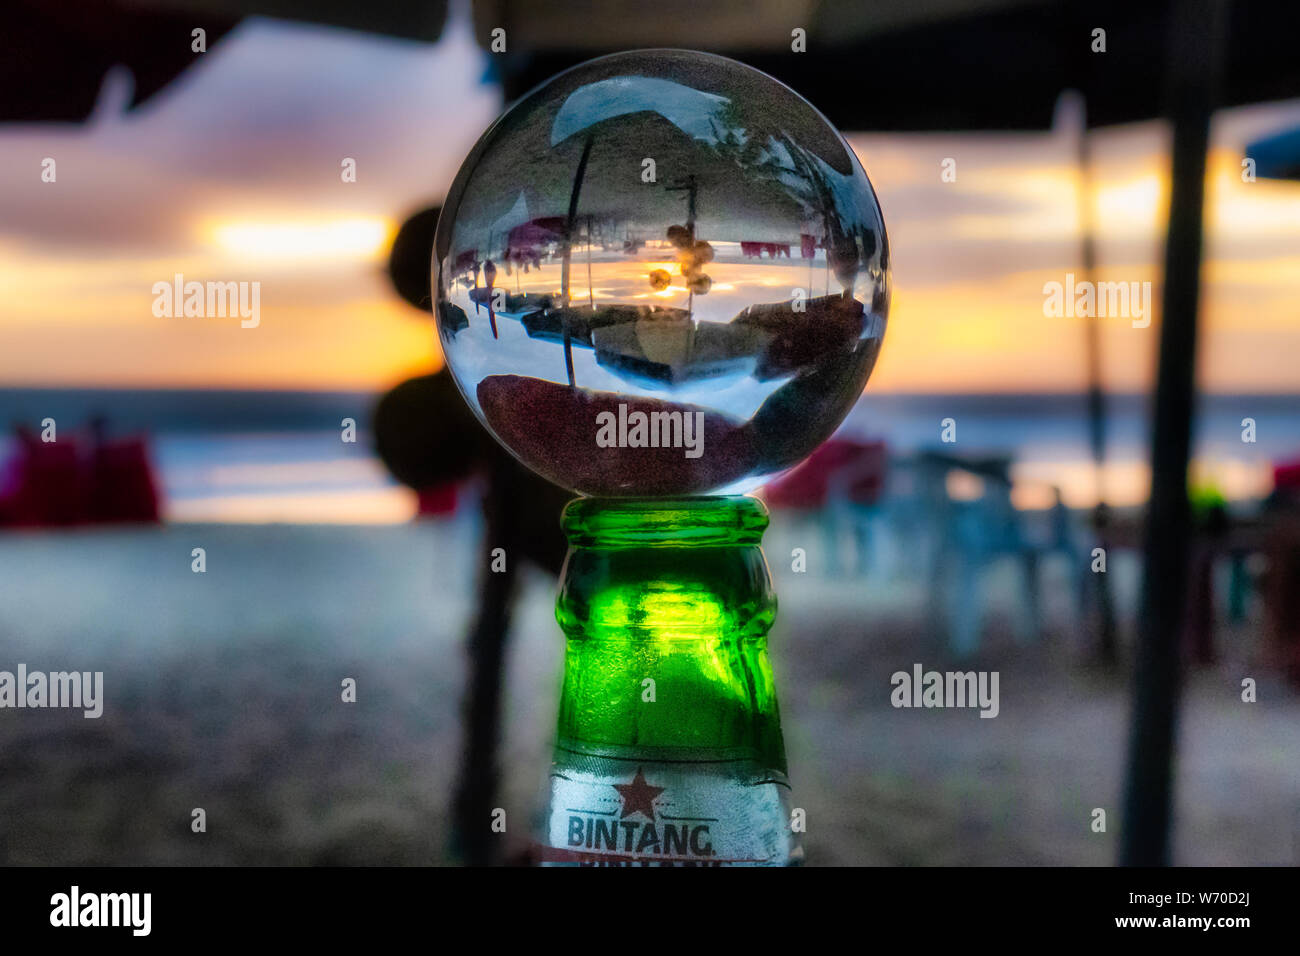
[0,518,1294,865]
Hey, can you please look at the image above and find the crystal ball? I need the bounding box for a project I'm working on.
[434,49,889,497]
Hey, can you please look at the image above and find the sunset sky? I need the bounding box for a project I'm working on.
[2,12,1298,396]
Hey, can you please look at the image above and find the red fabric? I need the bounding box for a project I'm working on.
[417,482,458,517]
[0,429,161,527]
[91,438,161,523]
[764,438,887,509]
[1274,458,1300,491]
[11,437,87,525]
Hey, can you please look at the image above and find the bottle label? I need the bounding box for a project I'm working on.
[535,748,799,866]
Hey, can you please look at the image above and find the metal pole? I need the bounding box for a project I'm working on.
[1070,95,1120,668]
[560,134,595,387]
[1120,0,1227,867]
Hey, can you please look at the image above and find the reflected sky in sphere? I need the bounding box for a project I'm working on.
[435,50,889,496]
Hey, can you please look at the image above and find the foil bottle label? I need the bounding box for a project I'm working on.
[536,748,800,866]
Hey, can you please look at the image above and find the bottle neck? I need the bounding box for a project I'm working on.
[558,496,770,549]
[554,496,784,770]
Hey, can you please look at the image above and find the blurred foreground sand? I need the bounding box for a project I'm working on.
[0,520,1294,865]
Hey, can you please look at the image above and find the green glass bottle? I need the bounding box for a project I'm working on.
[535,495,801,866]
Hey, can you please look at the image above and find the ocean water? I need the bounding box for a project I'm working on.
[846,392,1300,508]
[0,389,1295,520]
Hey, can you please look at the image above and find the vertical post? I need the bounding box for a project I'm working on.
[451,462,519,866]
[1070,93,1119,668]
[1120,0,1227,867]
[586,214,594,309]
[560,134,595,388]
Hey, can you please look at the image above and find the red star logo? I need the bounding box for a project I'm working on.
[612,768,665,821]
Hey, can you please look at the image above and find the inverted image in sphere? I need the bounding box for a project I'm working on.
[435,49,889,496]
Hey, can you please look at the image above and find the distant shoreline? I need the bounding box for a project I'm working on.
[2,385,1296,435]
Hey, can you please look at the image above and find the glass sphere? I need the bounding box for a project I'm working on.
[434,49,889,497]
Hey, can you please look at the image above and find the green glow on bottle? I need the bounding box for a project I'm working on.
[554,496,787,771]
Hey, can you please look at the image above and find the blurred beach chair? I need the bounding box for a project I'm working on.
[0,422,159,527]
[764,437,887,577]
[88,428,161,524]
[825,441,889,577]
[763,441,1076,657]
[907,451,1062,658]
[0,426,88,525]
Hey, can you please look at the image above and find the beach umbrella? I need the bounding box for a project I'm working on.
[1246,124,1300,180]
[0,0,450,121]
